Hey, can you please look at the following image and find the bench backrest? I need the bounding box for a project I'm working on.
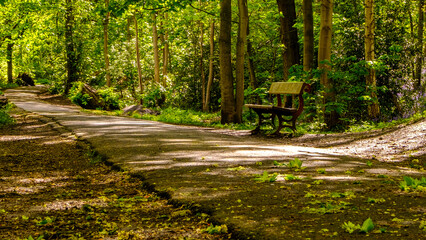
[268,82,306,95]
[268,82,311,109]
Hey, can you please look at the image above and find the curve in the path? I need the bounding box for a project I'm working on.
[5,86,420,239]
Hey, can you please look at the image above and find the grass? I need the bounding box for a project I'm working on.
[0,103,15,128]
[345,111,426,133]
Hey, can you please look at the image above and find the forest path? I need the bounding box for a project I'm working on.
[5,86,424,239]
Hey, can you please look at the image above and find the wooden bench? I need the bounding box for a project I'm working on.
[245,82,311,135]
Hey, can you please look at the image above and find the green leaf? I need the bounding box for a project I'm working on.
[360,218,374,233]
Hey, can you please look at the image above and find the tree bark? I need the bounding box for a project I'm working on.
[103,0,111,87]
[134,15,143,95]
[152,13,160,83]
[199,0,206,112]
[6,36,13,84]
[219,0,235,124]
[318,0,337,129]
[204,20,215,112]
[162,12,169,86]
[235,0,249,123]
[365,0,380,118]
[415,0,424,89]
[247,22,257,91]
[64,0,78,95]
[303,0,314,71]
[276,0,300,80]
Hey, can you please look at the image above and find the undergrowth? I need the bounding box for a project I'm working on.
[0,103,15,127]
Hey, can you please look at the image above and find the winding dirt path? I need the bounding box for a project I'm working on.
[4,86,425,239]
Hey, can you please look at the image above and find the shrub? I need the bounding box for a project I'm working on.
[98,88,121,110]
[68,82,92,108]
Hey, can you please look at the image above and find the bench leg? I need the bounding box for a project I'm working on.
[271,114,297,135]
[250,111,264,134]
[251,111,275,134]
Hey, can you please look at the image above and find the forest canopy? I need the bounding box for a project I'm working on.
[0,0,425,130]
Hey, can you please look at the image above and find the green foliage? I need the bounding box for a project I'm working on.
[48,81,64,95]
[329,191,355,199]
[227,166,246,171]
[0,82,18,90]
[23,236,45,240]
[284,174,300,181]
[254,171,278,183]
[0,103,15,127]
[360,218,375,233]
[420,220,426,231]
[342,218,374,234]
[203,224,228,234]
[274,158,306,171]
[286,158,305,171]
[68,82,91,107]
[399,176,426,192]
[366,197,386,204]
[68,82,120,110]
[342,221,361,234]
[98,88,120,110]
[35,79,50,85]
[302,201,347,215]
[37,216,54,225]
[142,82,166,109]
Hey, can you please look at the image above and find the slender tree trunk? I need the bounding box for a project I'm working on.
[162,12,169,86]
[219,0,235,124]
[204,20,215,112]
[276,0,300,80]
[247,38,257,89]
[6,36,13,83]
[303,0,314,71]
[235,0,249,123]
[247,23,257,91]
[365,0,380,118]
[199,0,206,112]
[134,15,143,96]
[126,17,133,63]
[318,0,337,129]
[64,0,77,95]
[415,0,424,88]
[152,13,160,83]
[103,0,111,87]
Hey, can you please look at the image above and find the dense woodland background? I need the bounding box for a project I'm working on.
[0,0,425,130]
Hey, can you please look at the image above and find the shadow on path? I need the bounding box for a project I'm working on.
[5,86,424,239]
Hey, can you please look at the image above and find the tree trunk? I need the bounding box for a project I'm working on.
[235,0,249,123]
[103,0,111,87]
[162,12,169,86]
[134,15,143,96]
[318,0,337,129]
[64,0,78,95]
[303,0,314,71]
[276,0,300,80]
[199,0,206,112]
[247,38,257,89]
[415,0,424,89]
[204,20,215,112]
[219,0,235,124]
[247,22,257,91]
[126,17,133,68]
[365,0,380,118]
[152,13,160,83]
[6,36,13,84]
